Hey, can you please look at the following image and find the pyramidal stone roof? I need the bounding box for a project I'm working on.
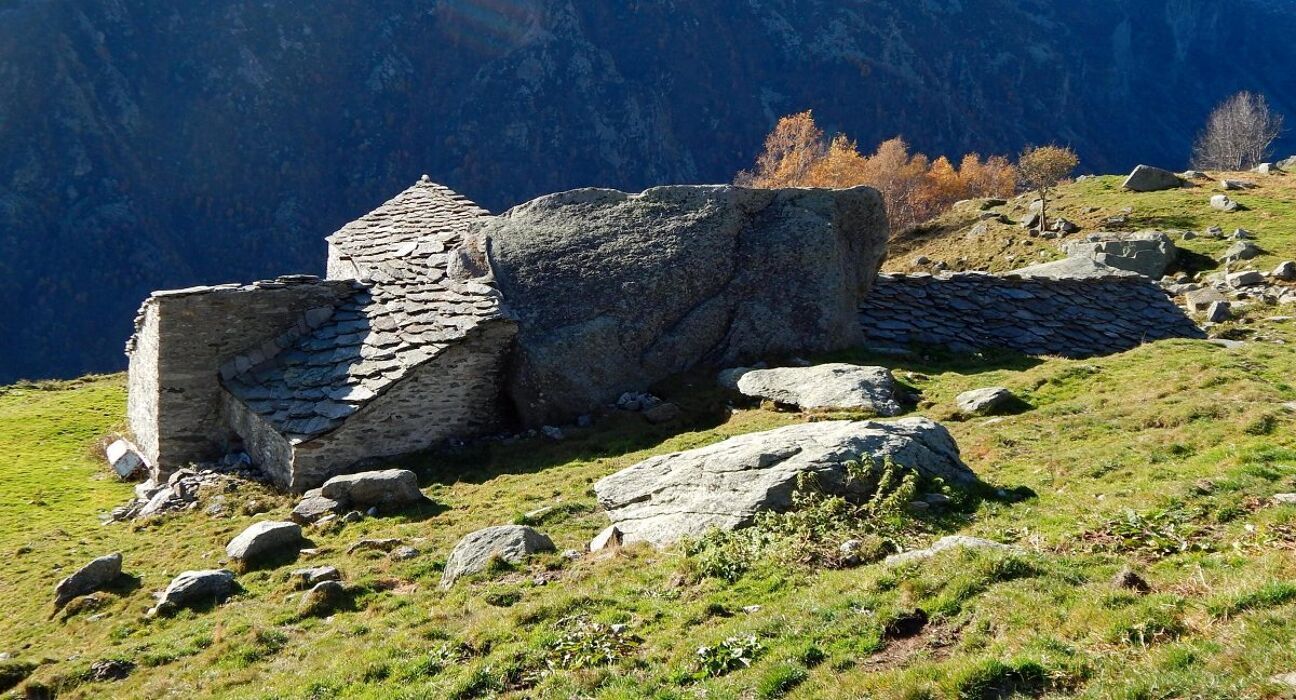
[222,179,506,442]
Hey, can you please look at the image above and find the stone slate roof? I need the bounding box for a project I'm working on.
[325,175,489,280]
[858,272,1205,358]
[223,180,505,442]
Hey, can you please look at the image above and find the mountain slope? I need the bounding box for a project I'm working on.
[3,0,1296,382]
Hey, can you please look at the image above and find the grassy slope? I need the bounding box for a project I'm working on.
[4,177,1296,698]
[888,170,1296,276]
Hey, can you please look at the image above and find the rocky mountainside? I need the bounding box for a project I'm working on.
[3,0,1296,382]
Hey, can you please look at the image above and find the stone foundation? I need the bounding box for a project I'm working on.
[858,272,1204,357]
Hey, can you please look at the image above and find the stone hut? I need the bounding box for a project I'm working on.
[127,178,516,490]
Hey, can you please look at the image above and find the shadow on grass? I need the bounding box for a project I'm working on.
[824,345,1045,378]
[400,373,733,487]
[1174,248,1220,276]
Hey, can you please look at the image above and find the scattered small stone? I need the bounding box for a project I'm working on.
[225,521,305,565]
[1204,301,1231,323]
[913,255,931,266]
[741,605,762,614]
[147,570,236,617]
[88,659,135,682]
[389,546,419,561]
[616,392,662,412]
[289,566,341,589]
[955,387,1018,416]
[884,536,1014,565]
[589,525,623,552]
[1220,179,1257,191]
[441,525,556,588]
[1233,228,1254,240]
[320,469,425,510]
[1272,493,1296,505]
[299,580,349,617]
[1227,270,1265,288]
[346,538,404,555]
[53,553,123,611]
[1111,567,1151,593]
[340,511,364,524]
[1273,261,1296,281]
[1210,194,1242,212]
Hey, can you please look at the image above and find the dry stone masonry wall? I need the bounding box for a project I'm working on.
[858,272,1205,357]
[126,277,361,474]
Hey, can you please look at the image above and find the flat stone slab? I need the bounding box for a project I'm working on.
[719,363,904,415]
[593,417,977,547]
[884,535,1015,565]
[53,553,123,610]
[441,525,556,588]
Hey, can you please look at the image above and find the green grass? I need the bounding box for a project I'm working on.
[6,174,1296,697]
[7,337,1296,698]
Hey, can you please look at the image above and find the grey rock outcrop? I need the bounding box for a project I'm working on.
[148,569,236,616]
[225,521,305,564]
[291,490,344,524]
[460,185,889,424]
[954,387,1018,416]
[1274,261,1296,281]
[53,553,123,610]
[1122,165,1182,192]
[884,535,1014,565]
[593,417,976,546]
[1220,179,1257,191]
[1221,241,1261,262]
[719,363,904,415]
[319,469,424,509]
[440,525,556,587]
[1060,232,1177,278]
[290,566,342,589]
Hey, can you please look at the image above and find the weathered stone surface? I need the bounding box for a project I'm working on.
[225,521,304,563]
[319,469,424,508]
[291,491,344,524]
[441,525,556,587]
[1185,287,1228,312]
[719,363,903,415]
[1227,270,1265,288]
[1211,194,1242,212]
[290,566,341,589]
[1204,301,1232,323]
[1122,165,1182,192]
[1273,261,1296,281]
[594,418,977,546]
[858,273,1204,358]
[955,387,1017,416]
[148,569,236,616]
[463,185,889,424]
[53,553,123,610]
[1254,162,1281,174]
[1221,241,1261,262]
[1220,179,1256,191]
[1009,257,1139,280]
[884,536,1014,565]
[299,580,349,616]
[589,525,623,552]
[1060,232,1177,278]
[105,439,146,479]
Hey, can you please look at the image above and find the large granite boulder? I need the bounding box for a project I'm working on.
[1122,165,1182,192]
[53,553,123,610]
[593,417,977,546]
[457,185,889,424]
[440,525,556,588]
[719,363,904,416]
[1059,232,1177,278]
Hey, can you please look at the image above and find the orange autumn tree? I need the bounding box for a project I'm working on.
[737,111,1018,231]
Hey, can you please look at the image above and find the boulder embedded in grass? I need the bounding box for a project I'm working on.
[53,553,123,610]
[440,525,555,588]
[319,469,424,509]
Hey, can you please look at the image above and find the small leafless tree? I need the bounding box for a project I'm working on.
[1191,91,1285,170]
